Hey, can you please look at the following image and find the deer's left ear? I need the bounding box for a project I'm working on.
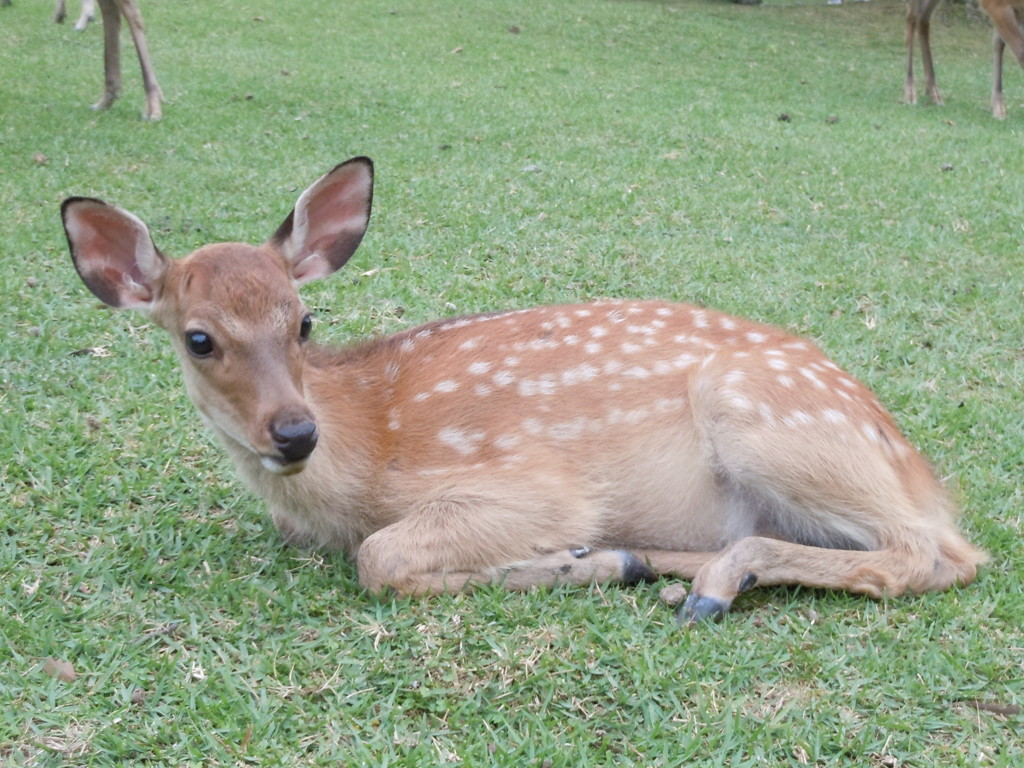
[270,156,374,285]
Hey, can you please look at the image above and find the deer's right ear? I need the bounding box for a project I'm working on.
[62,197,168,312]
[270,156,374,285]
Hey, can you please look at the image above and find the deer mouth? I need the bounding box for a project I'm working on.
[260,454,312,476]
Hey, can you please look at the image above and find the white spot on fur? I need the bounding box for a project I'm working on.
[655,307,673,317]
[652,360,674,375]
[548,418,589,441]
[799,367,827,389]
[621,342,643,354]
[822,408,847,424]
[434,379,460,393]
[504,356,521,367]
[493,433,522,451]
[388,408,400,431]
[400,338,415,353]
[459,337,481,351]
[759,403,775,424]
[746,331,767,344]
[727,393,754,410]
[776,375,795,388]
[720,317,737,331]
[691,310,709,328]
[724,370,745,385]
[438,426,485,455]
[590,326,609,338]
[655,397,685,412]
[522,418,545,435]
[575,309,592,318]
[607,407,650,425]
[767,358,788,371]
[603,360,624,375]
[585,341,602,355]
[519,376,558,396]
[564,335,580,346]
[493,370,515,387]
[413,392,430,402]
[621,366,651,379]
[782,410,814,428]
[562,363,600,386]
[474,384,493,397]
[673,353,699,369]
[468,361,492,375]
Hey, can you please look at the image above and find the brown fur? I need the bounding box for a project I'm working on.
[62,157,986,621]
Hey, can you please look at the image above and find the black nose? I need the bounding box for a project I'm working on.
[270,419,319,462]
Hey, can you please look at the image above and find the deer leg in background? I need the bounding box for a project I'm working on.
[982,0,1024,118]
[905,0,944,105]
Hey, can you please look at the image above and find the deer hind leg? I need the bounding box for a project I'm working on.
[677,360,984,623]
[119,0,162,119]
[355,475,654,596]
[94,0,122,110]
[986,6,1024,118]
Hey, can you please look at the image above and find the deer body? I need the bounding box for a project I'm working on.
[63,157,984,622]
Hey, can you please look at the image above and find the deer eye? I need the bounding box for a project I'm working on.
[185,330,214,357]
[300,314,313,341]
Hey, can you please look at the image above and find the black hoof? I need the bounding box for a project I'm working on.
[617,551,658,585]
[678,594,731,624]
[738,572,758,594]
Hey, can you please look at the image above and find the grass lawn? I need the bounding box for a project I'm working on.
[1,0,1022,764]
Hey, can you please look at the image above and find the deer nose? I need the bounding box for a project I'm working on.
[270,419,319,462]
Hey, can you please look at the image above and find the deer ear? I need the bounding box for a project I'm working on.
[62,197,169,312]
[271,156,374,285]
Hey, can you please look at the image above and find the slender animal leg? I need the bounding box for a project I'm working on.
[119,0,162,119]
[905,0,944,105]
[93,0,122,111]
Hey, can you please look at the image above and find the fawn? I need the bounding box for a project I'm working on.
[62,157,984,622]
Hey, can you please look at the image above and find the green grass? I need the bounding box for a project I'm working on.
[2,0,1022,764]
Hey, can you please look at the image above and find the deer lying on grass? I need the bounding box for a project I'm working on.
[906,0,1024,118]
[62,157,985,623]
[54,0,96,31]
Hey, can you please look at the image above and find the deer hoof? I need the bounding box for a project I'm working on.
[678,593,731,624]
[617,551,657,585]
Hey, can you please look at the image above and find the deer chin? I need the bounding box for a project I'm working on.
[260,455,310,476]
